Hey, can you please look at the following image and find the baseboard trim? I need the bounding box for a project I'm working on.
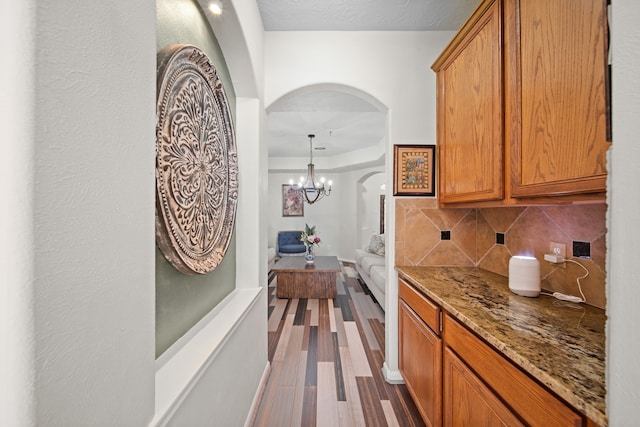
[382,362,404,384]
[244,361,271,427]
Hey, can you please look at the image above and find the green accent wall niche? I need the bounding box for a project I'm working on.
[156,0,237,357]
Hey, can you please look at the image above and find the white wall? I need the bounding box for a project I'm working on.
[264,31,454,144]
[341,167,385,260]
[2,0,36,425]
[268,166,386,261]
[265,30,454,380]
[359,172,386,248]
[608,1,640,423]
[2,0,270,426]
[268,171,341,257]
[2,1,157,425]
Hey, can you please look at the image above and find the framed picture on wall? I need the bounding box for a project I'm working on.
[393,145,436,196]
[282,184,304,217]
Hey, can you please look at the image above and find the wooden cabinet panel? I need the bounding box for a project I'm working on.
[433,0,609,206]
[443,348,523,427]
[506,0,610,197]
[399,299,442,426]
[433,0,503,204]
[443,314,583,426]
[399,279,441,333]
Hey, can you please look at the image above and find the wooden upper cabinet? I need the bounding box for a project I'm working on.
[432,0,503,204]
[433,0,610,205]
[506,0,610,198]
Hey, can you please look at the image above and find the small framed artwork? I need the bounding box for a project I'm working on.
[282,184,304,217]
[393,145,436,196]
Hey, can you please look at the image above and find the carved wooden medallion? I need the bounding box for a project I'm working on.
[155,44,238,275]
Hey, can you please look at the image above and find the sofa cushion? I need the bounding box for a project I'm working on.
[355,248,371,264]
[279,244,306,254]
[361,255,385,275]
[367,233,385,256]
[369,265,386,292]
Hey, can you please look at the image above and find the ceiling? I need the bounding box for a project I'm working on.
[258,0,478,32]
[267,90,386,159]
[257,0,479,163]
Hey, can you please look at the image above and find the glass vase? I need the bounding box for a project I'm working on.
[305,245,315,264]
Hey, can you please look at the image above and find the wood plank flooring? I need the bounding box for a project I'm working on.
[253,261,425,427]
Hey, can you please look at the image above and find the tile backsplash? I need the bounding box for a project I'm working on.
[395,199,607,308]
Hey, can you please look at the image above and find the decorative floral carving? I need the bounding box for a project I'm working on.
[156,44,238,275]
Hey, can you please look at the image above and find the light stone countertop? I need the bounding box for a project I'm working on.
[396,266,607,426]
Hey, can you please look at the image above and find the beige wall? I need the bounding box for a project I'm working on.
[395,199,606,308]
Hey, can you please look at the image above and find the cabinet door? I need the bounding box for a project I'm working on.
[443,348,524,427]
[444,314,584,426]
[433,0,503,204]
[506,0,610,198]
[399,300,442,426]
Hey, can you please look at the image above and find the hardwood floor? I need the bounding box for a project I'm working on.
[253,261,425,427]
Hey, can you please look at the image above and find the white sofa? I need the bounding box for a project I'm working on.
[354,233,386,310]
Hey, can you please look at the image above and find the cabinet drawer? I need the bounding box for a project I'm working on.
[443,314,582,426]
[399,278,440,334]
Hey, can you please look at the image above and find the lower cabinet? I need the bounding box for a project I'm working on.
[399,278,589,426]
[443,347,523,427]
[399,279,442,427]
[443,313,583,426]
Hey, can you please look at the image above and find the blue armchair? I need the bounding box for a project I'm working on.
[277,230,306,256]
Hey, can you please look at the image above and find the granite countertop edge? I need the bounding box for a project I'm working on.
[396,266,607,427]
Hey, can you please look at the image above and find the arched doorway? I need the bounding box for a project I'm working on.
[265,83,388,260]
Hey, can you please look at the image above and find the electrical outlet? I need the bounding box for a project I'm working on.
[573,241,591,258]
[549,242,566,258]
[544,242,567,268]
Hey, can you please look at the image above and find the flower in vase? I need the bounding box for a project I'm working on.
[301,223,321,247]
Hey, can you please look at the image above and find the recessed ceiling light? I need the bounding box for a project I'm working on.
[209,1,223,15]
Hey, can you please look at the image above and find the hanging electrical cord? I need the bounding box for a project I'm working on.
[546,258,590,303]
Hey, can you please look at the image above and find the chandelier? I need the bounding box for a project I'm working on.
[294,134,332,205]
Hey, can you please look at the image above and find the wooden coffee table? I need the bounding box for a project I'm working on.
[272,256,341,298]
